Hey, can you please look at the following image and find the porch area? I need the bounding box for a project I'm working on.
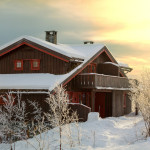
[72,73,129,90]
[67,90,131,118]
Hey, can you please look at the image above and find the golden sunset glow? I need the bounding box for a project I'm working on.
[41,0,150,76]
[90,0,150,43]
[1,0,150,76]
[47,0,150,43]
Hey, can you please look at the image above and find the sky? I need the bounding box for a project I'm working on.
[0,0,150,76]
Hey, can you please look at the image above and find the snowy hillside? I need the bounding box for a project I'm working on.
[1,113,149,150]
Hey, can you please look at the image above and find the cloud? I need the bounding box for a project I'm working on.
[0,0,150,76]
[0,0,101,45]
[101,41,150,76]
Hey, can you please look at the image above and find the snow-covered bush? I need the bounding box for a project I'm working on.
[0,92,27,148]
[130,70,150,137]
[45,85,79,150]
[26,100,52,150]
[0,86,79,150]
[27,85,79,150]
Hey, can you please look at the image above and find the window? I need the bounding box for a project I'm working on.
[14,60,23,70]
[88,63,96,73]
[67,91,91,107]
[31,59,40,70]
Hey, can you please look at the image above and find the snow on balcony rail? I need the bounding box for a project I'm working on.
[74,73,129,89]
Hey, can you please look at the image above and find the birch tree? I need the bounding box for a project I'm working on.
[130,70,150,137]
[28,85,79,150]
[45,85,79,150]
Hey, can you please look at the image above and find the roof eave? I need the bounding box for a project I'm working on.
[0,38,72,62]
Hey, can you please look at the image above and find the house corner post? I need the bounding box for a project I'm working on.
[112,91,116,116]
[91,90,95,112]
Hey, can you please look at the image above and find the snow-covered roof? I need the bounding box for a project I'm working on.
[0,42,104,90]
[0,36,129,91]
[59,43,105,59]
[103,62,119,67]
[118,62,129,68]
[0,42,105,90]
[0,73,69,90]
[0,36,105,60]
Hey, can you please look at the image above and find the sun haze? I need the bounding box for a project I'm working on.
[0,0,150,76]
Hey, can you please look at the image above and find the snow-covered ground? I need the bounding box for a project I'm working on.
[1,113,149,150]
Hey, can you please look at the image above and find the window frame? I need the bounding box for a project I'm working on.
[31,59,40,70]
[88,63,96,73]
[14,60,23,70]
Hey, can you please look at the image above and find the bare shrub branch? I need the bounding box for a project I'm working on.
[129,70,150,137]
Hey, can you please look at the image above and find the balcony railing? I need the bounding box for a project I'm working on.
[73,73,129,89]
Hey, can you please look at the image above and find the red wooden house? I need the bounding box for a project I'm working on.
[0,31,132,118]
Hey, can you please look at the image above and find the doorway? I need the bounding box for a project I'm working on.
[95,92,112,118]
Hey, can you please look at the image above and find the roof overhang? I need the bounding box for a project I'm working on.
[0,37,73,62]
[61,46,125,88]
[0,36,131,93]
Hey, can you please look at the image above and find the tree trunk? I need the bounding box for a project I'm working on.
[59,126,62,150]
[135,107,138,115]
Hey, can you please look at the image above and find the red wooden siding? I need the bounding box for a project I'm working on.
[67,91,91,108]
[0,42,69,63]
[95,92,112,118]
[81,51,114,74]
[95,92,106,118]
[0,45,70,74]
[98,64,119,76]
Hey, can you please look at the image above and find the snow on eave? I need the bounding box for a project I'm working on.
[118,62,130,68]
[61,43,105,59]
[0,36,84,59]
[9,91,49,94]
[0,36,27,51]
[79,73,128,78]
[103,62,119,67]
[0,36,107,62]
[96,86,130,91]
[0,73,71,91]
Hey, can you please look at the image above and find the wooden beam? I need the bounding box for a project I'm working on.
[91,90,95,112]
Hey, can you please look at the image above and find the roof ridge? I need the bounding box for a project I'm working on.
[0,36,105,60]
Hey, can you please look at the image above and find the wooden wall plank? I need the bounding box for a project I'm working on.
[0,45,69,74]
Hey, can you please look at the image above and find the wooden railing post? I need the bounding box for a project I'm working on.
[94,74,96,87]
[75,74,129,89]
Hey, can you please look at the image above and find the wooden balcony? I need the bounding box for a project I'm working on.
[73,73,129,90]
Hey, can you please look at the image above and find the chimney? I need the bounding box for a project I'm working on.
[45,31,57,44]
[84,41,94,44]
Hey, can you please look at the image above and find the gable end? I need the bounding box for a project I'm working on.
[61,46,125,88]
[0,39,70,62]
